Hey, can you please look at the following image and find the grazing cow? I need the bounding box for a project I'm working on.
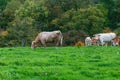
[85,37,92,46]
[31,30,63,48]
[91,37,100,46]
[93,32,116,46]
[112,36,120,46]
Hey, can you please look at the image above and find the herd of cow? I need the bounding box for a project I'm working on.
[85,32,120,46]
[31,30,120,49]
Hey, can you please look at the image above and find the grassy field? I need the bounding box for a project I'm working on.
[0,46,120,80]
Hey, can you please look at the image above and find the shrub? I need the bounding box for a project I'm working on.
[1,31,8,37]
[74,41,84,47]
[63,30,87,46]
[103,27,112,33]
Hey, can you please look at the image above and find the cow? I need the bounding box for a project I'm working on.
[112,36,120,46]
[93,32,116,46]
[85,37,92,46]
[91,37,100,46]
[31,30,63,48]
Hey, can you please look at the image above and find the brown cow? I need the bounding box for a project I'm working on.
[91,37,100,46]
[31,30,63,48]
[112,36,120,46]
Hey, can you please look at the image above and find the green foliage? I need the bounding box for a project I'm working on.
[115,0,120,28]
[51,5,108,35]
[63,30,87,45]
[100,0,117,29]
[4,0,49,47]
[8,17,35,46]
[115,27,120,35]
[0,47,120,80]
[0,0,22,30]
[0,0,11,13]
[74,5,107,35]
[15,0,48,19]
[0,0,120,47]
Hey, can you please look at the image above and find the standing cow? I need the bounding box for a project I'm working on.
[31,30,63,48]
[85,37,92,46]
[93,32,116,46]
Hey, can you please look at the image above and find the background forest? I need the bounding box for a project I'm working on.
[0,0,120,47]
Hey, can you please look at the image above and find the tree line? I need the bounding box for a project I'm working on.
[0,0,120,47]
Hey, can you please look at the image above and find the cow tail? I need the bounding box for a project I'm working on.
[60,35,63,46]
[59,31,63,46]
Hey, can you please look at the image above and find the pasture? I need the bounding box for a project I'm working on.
[0,46,120,80]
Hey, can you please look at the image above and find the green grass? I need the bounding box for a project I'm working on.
[0,46,120,80]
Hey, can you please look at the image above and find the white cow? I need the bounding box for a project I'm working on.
[31,30,63,48]
[93,32,116,46]
[85,37,92,46]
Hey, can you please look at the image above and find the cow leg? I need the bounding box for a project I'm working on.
[56,37,62,46]
[41,40,46,47]
[97,41,100,46]
[57,42,60,46]
[110,40,115,46]
[100,39,104,46]
[56,40,59,46]
[105,42,108,46]
[55,37,60,46]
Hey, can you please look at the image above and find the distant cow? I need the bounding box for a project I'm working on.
[93,32,116,46]
[31,30,63,48]
[91,37,100,46]
[112,36,120,46]
[85,37,92,46]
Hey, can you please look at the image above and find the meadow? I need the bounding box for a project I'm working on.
[0,46,120,80]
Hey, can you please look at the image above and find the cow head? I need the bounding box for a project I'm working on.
[92,39,98,45]
[112,37,120,46]
[91,37,100,46]
[31,41,37,49]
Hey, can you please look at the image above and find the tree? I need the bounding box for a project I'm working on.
[100,0,116,29]
[7,0,49,46]
[115,0,120,28]
[114,0,120,35]
[0,0,117,47]
[0,0,22,30]
[51,5,108,35]
[0,0,11,13]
